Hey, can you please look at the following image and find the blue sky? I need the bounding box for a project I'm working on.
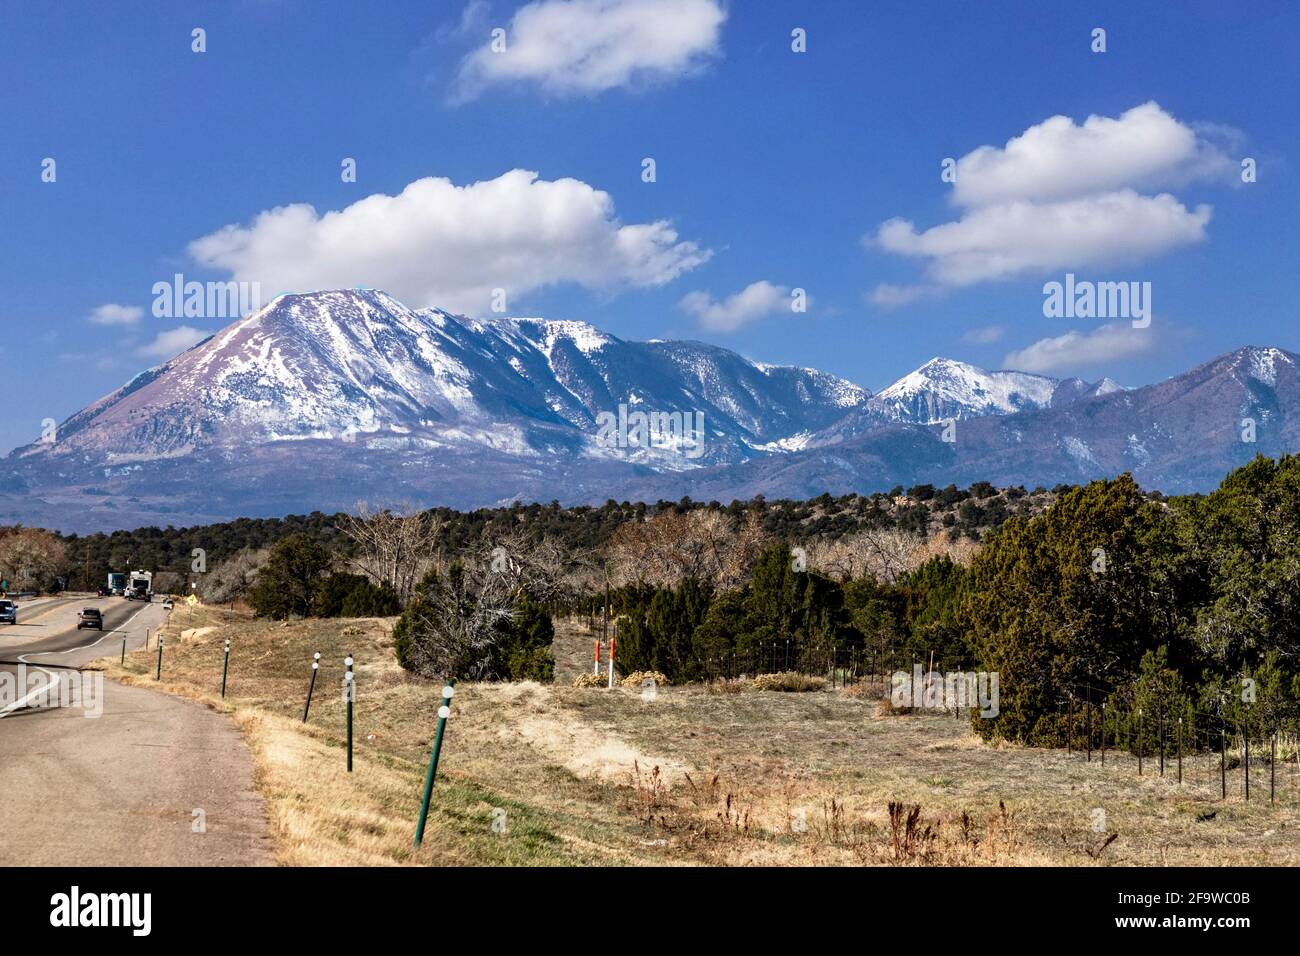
[1,0,1297,455]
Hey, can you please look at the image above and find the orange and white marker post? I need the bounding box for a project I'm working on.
[607,636,616,689]
[594,640,601,676]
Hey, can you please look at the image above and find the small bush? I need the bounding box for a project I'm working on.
[572,673,605,688]
[620,670,670,688]
[753,671,826,692]
[842,680,882,700]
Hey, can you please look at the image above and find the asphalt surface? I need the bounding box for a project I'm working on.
[0,596,273,866]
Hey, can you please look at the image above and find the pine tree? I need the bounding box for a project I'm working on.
[962,475,1187,744]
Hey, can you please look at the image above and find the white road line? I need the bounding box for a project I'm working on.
[2,604,162,717]
[19,602,158,661]
[0,668,60,717]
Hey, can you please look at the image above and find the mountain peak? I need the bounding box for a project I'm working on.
[511,317,617,357]
[15,289,868,478]
[872,357,1057,424]
[1228,346,1296,386]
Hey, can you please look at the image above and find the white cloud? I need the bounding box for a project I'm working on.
[1002,322,1156,374]
[876,190,1210,286]
[88,303,143,326]
[952,102,1234,208]
[679,280,791,332]
[139,326,209,360]
[871,103,1229,294]
[961,324,1007,345]
[453,0,726,100]
[188,169,711,316]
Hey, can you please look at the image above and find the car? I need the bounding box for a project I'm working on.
[0,600,15,625]
[161,598,174,610]
[77,608,103,630]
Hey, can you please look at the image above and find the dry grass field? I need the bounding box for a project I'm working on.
[98,605,1300,866]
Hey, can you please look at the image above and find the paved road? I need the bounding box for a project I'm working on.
[0,597,273,866]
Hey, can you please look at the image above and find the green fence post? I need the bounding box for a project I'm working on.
[156,635,164,680]
[414,680,456,848]
[220,639,231,697]
[303,652,320,722]
[345,654,354,773]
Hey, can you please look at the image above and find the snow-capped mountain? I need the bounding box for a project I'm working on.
[3,287,1296,533]
[613,346,1300,505]
[869,357,1059,424]
[801,358,1125,448]
[20,289,868,470]
[4,289,878,528]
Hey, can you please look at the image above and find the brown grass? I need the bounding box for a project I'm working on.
[753,671,826,692]
[96,607,1300,866]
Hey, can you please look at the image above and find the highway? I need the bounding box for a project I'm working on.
[0,596,273,865]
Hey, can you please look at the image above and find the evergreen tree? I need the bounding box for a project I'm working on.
[494,595,555,681]
[1179,454,1300,673]
[248,533,331,619]
[962,475,1188,744]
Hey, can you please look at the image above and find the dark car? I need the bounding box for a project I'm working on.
[77,608,103,630]
[0,600,15,625]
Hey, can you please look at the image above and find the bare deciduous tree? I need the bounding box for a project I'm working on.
[604,509,768,590]
[204,548,269,604]
[0,526,66,592]
[804,527,923,583]
[906,530,982,570]
[337,503,443,604]
[400,533,569,679]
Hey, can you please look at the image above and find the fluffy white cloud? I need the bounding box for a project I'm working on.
[679,280,790,332]
[871,103,1228,293]
[139,326,209,361]
[952,102,1233,208]
[188,169,711,316]
[88,303,143,326]
[1002,322,1156,374]
[877,190,1211,286]
[454,0,726,100]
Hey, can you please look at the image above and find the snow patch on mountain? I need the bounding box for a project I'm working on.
[1241,346,1293,387]
[1062,436,1100,469]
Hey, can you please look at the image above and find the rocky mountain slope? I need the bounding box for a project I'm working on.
[3,289,1295,531]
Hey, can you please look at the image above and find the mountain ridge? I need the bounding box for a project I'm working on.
[5,289,1298,531]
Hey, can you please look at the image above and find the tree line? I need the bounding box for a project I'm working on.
[21,481,1050,594]
[13,457,1296,752]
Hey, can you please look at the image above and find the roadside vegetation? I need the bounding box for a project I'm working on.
[99,603,1300,866]
[22,455,1300,865]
